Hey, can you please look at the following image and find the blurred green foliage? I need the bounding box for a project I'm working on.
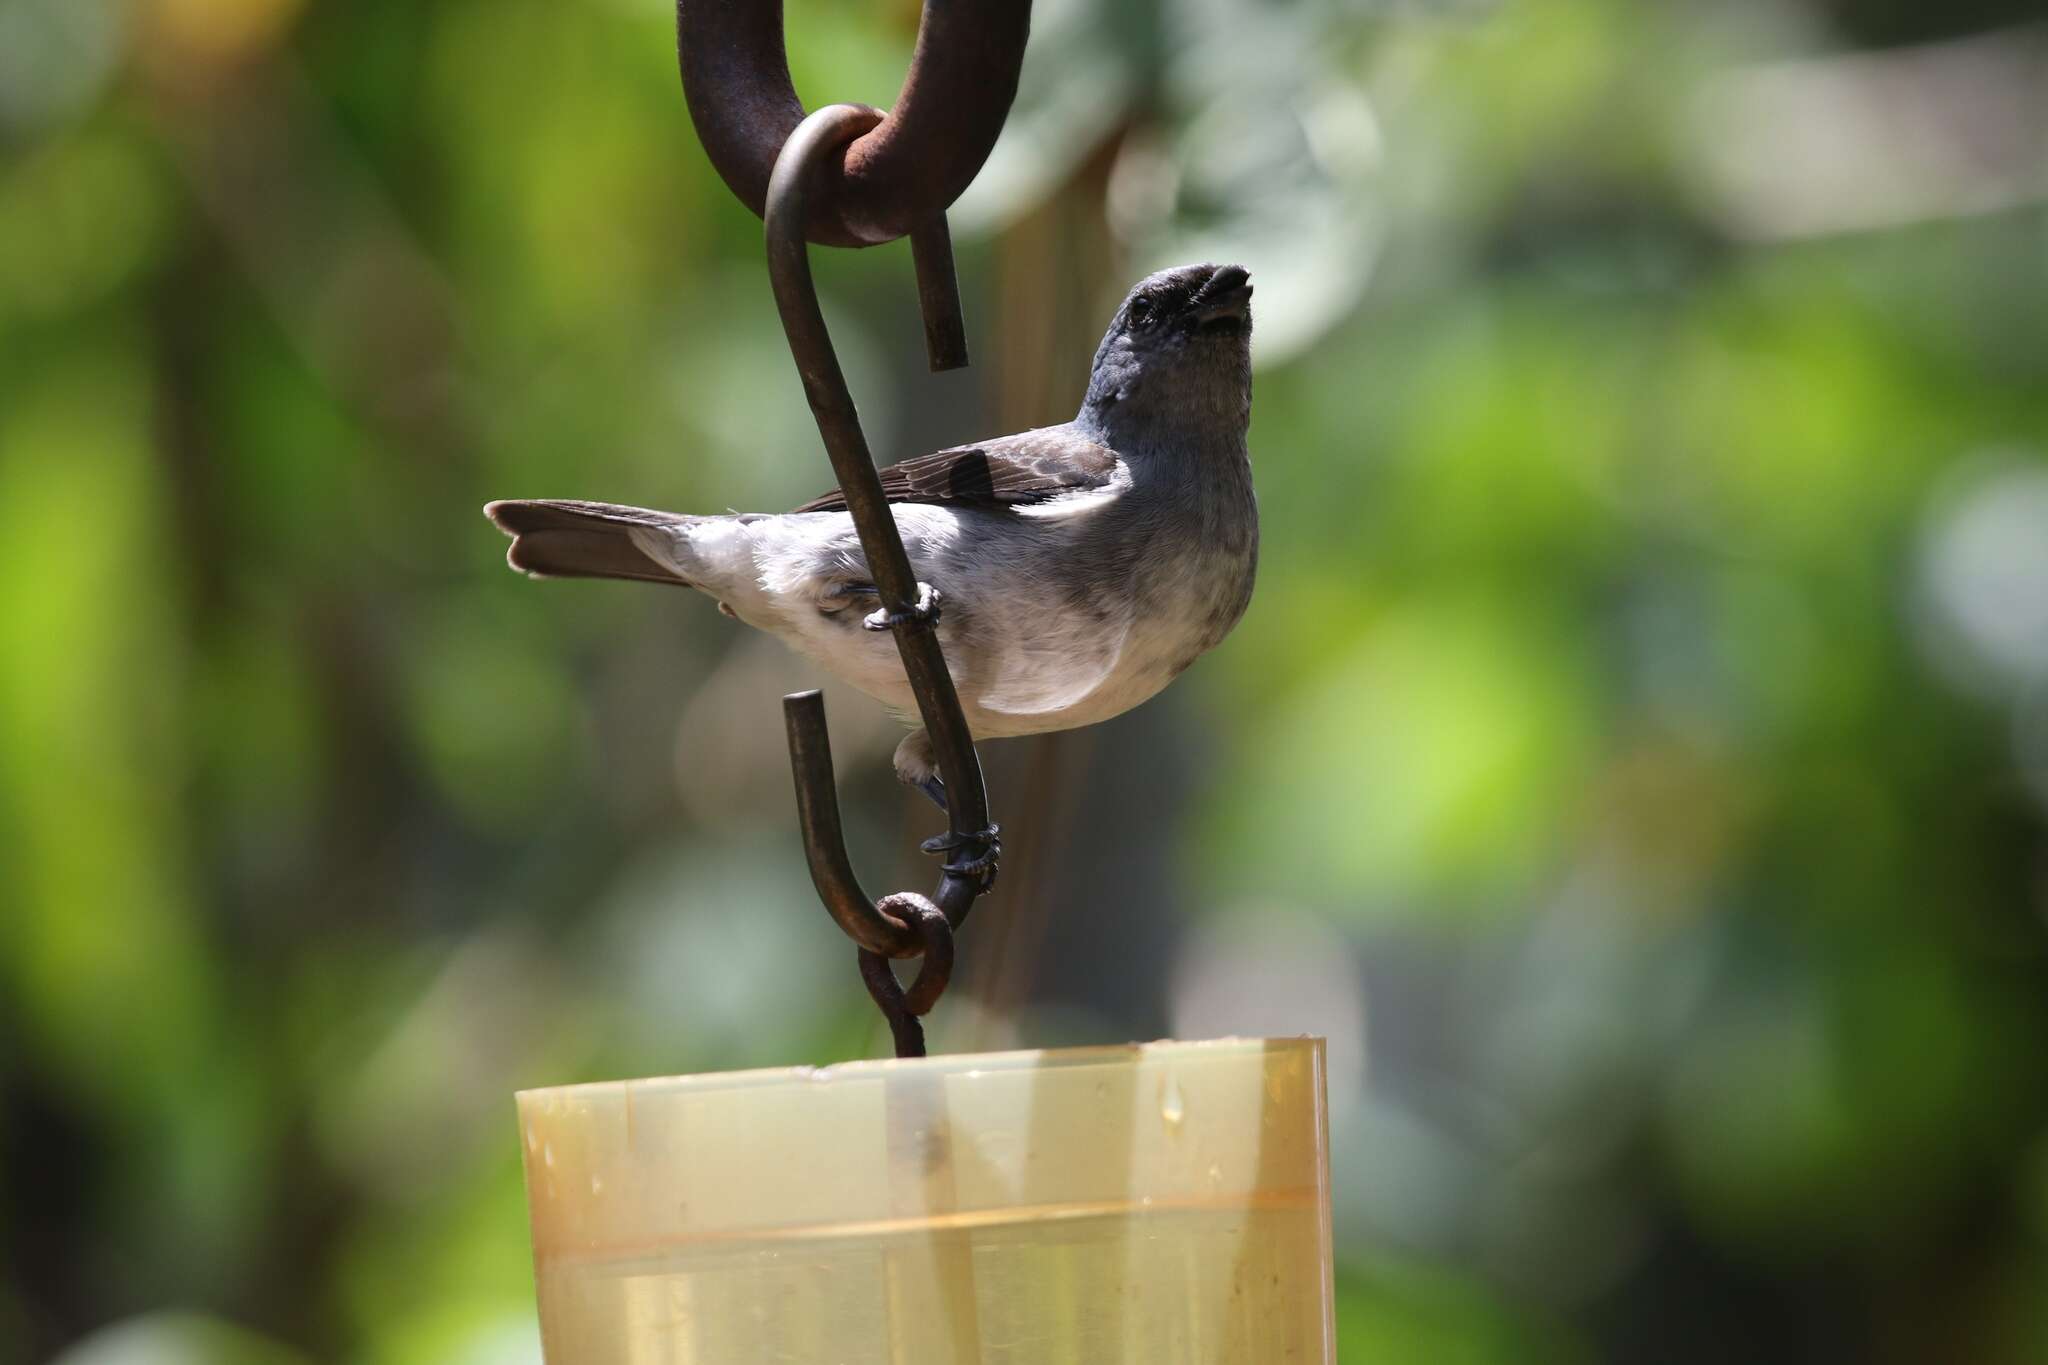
[3,0,2047,1361]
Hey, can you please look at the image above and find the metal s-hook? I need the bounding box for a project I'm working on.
[676,2,1031,1054]
[766,106,1001,1055]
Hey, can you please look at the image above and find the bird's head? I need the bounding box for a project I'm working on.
[1080,263,1253,446]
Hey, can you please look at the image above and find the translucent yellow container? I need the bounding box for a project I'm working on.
[518,1037,1334,1364]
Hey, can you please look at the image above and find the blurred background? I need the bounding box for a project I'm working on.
[4,0,2048,1360]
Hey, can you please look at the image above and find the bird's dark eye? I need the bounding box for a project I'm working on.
[1128,297,1154,325]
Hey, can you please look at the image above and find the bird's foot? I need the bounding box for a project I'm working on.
[921,824,1002,886]
[864,581,942,632]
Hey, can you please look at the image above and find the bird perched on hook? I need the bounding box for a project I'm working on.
[487,262,1257,818]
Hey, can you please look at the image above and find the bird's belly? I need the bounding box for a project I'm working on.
[962,546,1255,737]
[966,647,1172,737]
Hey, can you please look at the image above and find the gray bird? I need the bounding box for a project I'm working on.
[486,262,1257,813]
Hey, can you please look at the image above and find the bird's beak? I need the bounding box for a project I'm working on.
[1194,265,1253,325]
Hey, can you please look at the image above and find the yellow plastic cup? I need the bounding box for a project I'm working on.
[518,1037,1334,1363]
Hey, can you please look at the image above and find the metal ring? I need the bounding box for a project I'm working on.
[676,0,1033,247]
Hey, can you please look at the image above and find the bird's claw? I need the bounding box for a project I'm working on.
[864,582,942,632]
[921,824,1001,886]
[913,774,950,813]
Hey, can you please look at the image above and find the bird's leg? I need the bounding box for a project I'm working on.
[863,580,942,633]
[892,729,1000,883]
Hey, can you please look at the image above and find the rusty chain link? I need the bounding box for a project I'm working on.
[676,0,1030,246]
[676,0,1032,372]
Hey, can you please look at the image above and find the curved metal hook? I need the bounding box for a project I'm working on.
[783,689,915,957]
[768,107,1000,1008]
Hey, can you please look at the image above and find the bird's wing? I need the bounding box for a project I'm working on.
[791,428,1120,514]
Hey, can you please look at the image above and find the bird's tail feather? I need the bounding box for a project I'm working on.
[485,500,690,585]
